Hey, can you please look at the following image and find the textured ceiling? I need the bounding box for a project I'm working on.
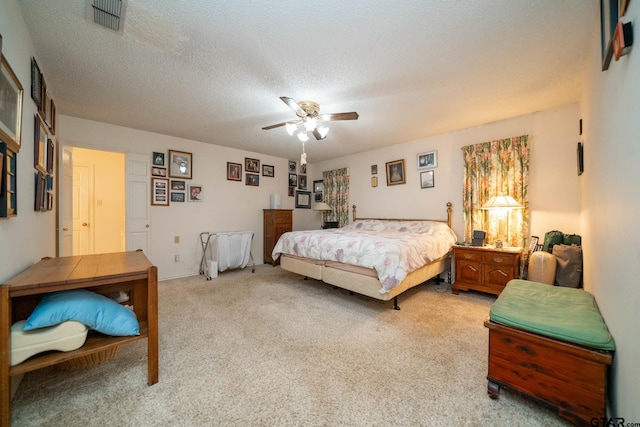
[17,1,598,162]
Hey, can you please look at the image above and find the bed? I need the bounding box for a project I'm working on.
[272,203,456,309]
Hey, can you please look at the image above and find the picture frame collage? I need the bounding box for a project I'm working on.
[29,56,56,212]
[289,160,311,208]
[371,150,437,190]
[151,151,275,205]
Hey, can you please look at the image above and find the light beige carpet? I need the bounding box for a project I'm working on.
[11,265,569,426]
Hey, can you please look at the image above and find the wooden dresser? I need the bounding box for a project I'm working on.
[263,209,292,265]
[452,245,522,296]
[0,250,158,425]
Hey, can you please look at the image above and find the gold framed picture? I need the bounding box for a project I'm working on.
[385,159,406,185]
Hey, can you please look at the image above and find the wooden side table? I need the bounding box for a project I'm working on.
[452,245,522,296]
[0,250,158,425]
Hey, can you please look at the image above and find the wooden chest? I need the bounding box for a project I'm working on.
[485,319,613,426]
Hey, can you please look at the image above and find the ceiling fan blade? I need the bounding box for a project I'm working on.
[262,120,299,130]
[319,112,359,121]
[280,96,306,116]
[312,128,326,140]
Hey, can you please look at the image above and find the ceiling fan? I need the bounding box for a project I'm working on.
[262,97,359,141]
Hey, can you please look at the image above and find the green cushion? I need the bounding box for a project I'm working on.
[489,279,615,351]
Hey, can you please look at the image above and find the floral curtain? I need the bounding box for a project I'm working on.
[323,168,350,227]
[461,135,529,247]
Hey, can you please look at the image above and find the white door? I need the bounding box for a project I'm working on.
[60,146,73,257]
[72,164,94,255]
[126,153,151,256]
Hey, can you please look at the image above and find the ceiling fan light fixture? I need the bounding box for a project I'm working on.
[285,122,297,136]
[297,131,309,142]
[317,125,329,138]
[304,117,317,132]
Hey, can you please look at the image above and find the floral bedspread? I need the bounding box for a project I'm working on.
[272,220,457,293]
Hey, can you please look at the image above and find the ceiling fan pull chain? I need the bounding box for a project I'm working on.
[301,143,307,165]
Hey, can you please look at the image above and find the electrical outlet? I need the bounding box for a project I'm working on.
[174,236,180,243]
[174,255,180,262]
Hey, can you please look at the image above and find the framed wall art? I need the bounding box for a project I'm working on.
[420,170,435,189]
[313,180,323,193]
[298,174,307,190]
[0,55,24,153]
[171,180,185,190]
[245,173,259,186]
[577,142,584,175]
[30,57,42,107]
[288,173,297,187]
[151,177,169,206]
[153,152,165,166]
[262,164,274,177]
[245,157,260,173]
[34,115,47,173]
[295,191,311,209]
[188,184,203,201]
[46,138,54,174]
[417,150,437,169]
[371,164,378,175]
[168,149,192,179]
[288,160,297,173]
[49,99,56,135]
[385,159,406,185]
[227,162,241,181]
[171,192,185,202]
[600,0,618,71]
[151,166,167,177]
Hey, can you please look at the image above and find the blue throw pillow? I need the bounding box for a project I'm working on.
[23,289,140,336]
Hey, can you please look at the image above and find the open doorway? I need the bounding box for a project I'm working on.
[61,147,126,256]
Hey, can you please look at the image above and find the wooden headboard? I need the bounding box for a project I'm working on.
[352,202,453,228]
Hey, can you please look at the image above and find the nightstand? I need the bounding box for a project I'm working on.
[451,245,522,296]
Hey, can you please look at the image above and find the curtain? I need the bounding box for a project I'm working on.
[323,168,350,227]
[461,135,529,247]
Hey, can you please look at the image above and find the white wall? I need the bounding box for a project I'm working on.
[312,104,582,243]
[58,115,307,280]
[0,0,58,279]
[581,1,640,419]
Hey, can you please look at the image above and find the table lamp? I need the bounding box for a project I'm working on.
[481,194,523,248]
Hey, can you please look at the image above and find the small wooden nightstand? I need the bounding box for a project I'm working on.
[452,245,522,296]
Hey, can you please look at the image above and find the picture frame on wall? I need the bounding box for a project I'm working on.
[288,160,297,173]
[171,192,185,202]
[227,162,241,181]
[313,180,323,193]
[420,170,435,189]
[151,178,169,206]
[171,180,185,190]
[49,99,56,135]
[34,115,47,173]
[30,57,42,107]
[153,152,165,166]
[577,142,584,175]
[245,173,259,186]
[188,184,203,202]
[0,55,24,153]
[168,149,192,179]
[298,174,307,190]
[245,157,260,173]
[288,186,295,197]
[151,166,167,177]
[417,150,437,169]
[288,173,297,187]
[385,159,406,185]
[295,191,311,209]
[600,0,618,71]
[262,164,274,177]
[46,138,54,174]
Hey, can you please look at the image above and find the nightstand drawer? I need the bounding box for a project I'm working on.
[482,253,516,265]
[456,251,483,262]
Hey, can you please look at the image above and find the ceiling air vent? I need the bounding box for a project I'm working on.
[85,0,127,32]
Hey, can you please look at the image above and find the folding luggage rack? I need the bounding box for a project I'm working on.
[199,231,255,280]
